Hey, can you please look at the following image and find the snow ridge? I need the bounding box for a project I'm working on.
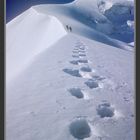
[6,8,67,82]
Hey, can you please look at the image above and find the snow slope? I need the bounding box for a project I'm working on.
[6,0,135,140]
[6,34,134,140]
[6,7,67,82]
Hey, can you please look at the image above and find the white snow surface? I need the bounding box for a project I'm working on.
[6,0,135,140]
[6,8,67,82]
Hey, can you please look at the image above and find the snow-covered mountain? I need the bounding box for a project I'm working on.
[31,0,134,43]
[6,0,135,140]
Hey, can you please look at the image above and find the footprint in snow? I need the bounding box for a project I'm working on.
[80,66,92,72]
[70,60,79,65]
[79,53,86,57]
[73,48,79,51]
[63,68,82,77]
[68,88,84,99]
[78,50,86,53]
[73,50,79,54]
[92,75,106,81]
[72,54,79,58]
[79,47,85,50]
[69,117,91,139]
[79,66,94,79]
[68,88,90,100]
[96,102,114,118]
[78,59,88,64]
[85,75,106,89]
[85,79,99,89]
[70,59,88,65]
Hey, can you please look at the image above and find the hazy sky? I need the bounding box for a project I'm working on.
[6,0,74,22]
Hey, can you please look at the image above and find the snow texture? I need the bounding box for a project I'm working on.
[6,0,134,140]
